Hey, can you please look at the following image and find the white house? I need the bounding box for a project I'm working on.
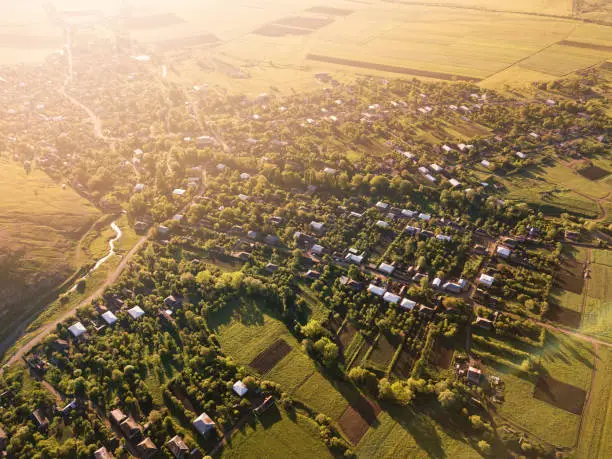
[378,263,395,275]
[405,225,419,235]
[376,201,389,211]
[432,277,442,289]
[376,220,390,229]
[496,246,511,258]
[345,253,363,264]
[311,244,325,256]
[481,160,491,168]
[101,311,118,326]
[216,163,227,171]
[516,152,526,159]
[402,209,417,218]
[418,166,429,175]
[368,284,386,297]
[383,292,401,304]
[238,194,249,201]
[349,211,363,219]
[128,306,145,319]
[436,234,452,242]
[68,322,87,338]
[478,274,495,288]
[134,183,145,193]
[323,167,337,174]
[449,178,461,188]
[442,145,453,152]
[172,189,186,197]
[425,174,436,183]
[400,298,417,310]
[310,221,325,233]
[430,164,443,173]
[418,213,431,221]
[193,413,215,436]
[240,172,251,180]
[232,381,248,397]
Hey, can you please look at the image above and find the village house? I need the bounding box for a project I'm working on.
[166,435,190,459]
[368,284,386,297]
[254,395,275,415]
[418,213,431,221]
[467,366,482,384]
[383,292,401,304]
[376,220,390,229]
[68,322,87,339]
[264,234,279,245]
[136,438,158,459]
[101,311,118,326]
[339,276,364,291]
[193,413,215,436]
[481,159,491,168]
[310,221,325,233]
[233,381,248,397]
[120,416,143,440]
[475,317,494,330]
[304,270,321,280]
[94,446,114,459]
[31,409,49,431]
[375,201,389,211]
[110,408,127,426]
[478,274,495,288]
[127,306,145,320]
[378,262,395,275]
[400,298,417,310]
[164,295,182,308]
[496,246,511,258]
[311,244,325,256]
[50,339,70,353]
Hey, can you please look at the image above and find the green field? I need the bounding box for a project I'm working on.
[576,346,612,459]
[219,411,333,459]
[356,407,480,458]
[479,332,595,448]
[580,251,612,342]
[209,300,349,419]
[0,158,100,347]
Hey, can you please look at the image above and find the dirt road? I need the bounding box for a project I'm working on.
[1,234,148,370]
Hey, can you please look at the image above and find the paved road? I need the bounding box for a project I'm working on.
[1,234,148,370]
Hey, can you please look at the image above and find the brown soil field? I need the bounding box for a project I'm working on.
[122,13,185,30]
[306,54,482,82]
[254,24,313,37]
[578,165,609,180]
[533,374,586,415]
[249,338,292,373]
[555,256,585,294]
[558,40,612,52]
[546,304,582,328]
[306,7,355,16]
[338,396,381,444]
[275,16,334,30]
[430,340,454,369]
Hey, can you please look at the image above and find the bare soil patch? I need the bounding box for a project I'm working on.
[556,256,585,294]
[533,375,586,415]
[558,40,612,52]
[254,24,313,37]
[249,338,292,373]
[430,339,454,369]
[275,16,334,30]
[338,396,381,444]
[306,54,481,82]
[306,6,354,16]
[579,165,609,181]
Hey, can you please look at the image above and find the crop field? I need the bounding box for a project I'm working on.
[219,411,333,459]
[481,332,594,447]
[0,159,100,347]
[580,251,612,342]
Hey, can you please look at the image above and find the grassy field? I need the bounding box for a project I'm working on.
[208,300,349,419]
[219,411,333,458]
[576,346,612,459]
[0,158,100,347]
[479,332,594,447]
[356,407,480,458]
[580,250,612,342]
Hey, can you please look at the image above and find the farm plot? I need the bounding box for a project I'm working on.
[519,44,610,77]
[366,333,402,372]
[589,263,610,301]
[430,339,454,370]
[578,164,609,181]
[250,339,293,373]
[337,392,381,445]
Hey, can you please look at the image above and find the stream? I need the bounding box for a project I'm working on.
[69,222,122,293]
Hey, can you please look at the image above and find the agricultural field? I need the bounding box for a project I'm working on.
[0,158,100,348]
[476,331,595,448]
[219,411,333,459]
[575,346,612,459]
[208,300,350,419]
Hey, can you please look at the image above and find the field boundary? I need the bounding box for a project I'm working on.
[305,54,481,82]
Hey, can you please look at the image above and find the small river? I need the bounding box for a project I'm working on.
[68,222,122,293]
